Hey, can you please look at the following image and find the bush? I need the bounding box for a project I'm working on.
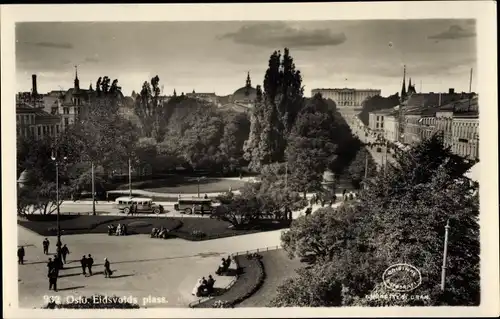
[212,300,233,308]
[190,229,207,238]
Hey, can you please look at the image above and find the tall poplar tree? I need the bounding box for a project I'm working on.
[245,48,304,171]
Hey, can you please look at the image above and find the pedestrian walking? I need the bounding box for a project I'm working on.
[42,238,50,255]
[48,266,59,292]
[87,254,94,276]
[80,255,87,276]
[104,258,113,278]
[17,246,25,265]
[55,246,63,269]
[61,244,70,264]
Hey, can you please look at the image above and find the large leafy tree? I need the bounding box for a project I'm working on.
[346,147,377,189]
[219,112,251,172]
[16,135,75,215]
[268,262,343,307]
[285,94,338,195]
[275,134,479,306]
[134,76,167,142]
[244,48,304,171]
[358,93,400,126]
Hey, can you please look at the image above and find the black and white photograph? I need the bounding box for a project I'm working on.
[2,2,498,318]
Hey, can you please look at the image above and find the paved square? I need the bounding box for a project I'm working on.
[17,225,282,308]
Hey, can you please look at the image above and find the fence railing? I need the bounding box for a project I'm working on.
[232,245,282,256]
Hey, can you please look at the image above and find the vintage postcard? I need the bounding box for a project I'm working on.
[2,2,498,318]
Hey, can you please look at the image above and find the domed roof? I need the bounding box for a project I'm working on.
[232,86,257,101]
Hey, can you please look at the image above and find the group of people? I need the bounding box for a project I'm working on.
[108,223,127,236]
[79,254,95,276]
[191,255,232,298]
[309,189,358,208]
[215,256,232,275]
[192,275,216,297]
[151,227,169,239]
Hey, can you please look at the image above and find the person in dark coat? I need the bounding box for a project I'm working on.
[207,275,215,294]
[53,255,62,271]
[104,258,113,278]
[203,194,208,199]
[17,246,25,265]
[87,254,94,276]
[48,266,59,291]
[80,255,87,276]
[47,258,55,276]
[61,244,70,264]
[43,238,50,255]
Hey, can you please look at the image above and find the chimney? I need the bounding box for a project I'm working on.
[32,74,38,96]
[448,88,455,94]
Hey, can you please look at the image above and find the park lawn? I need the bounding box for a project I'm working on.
[236,249,303,307]
[115,177,246,194]
[17,215,182,237]
[17,215,289,240]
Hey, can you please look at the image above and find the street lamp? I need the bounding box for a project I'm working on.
[51,150,67,262]
[197,176,206,198]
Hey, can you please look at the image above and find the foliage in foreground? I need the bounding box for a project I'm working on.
[274,135,479,306]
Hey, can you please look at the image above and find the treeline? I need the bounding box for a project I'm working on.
[274,135,479,307]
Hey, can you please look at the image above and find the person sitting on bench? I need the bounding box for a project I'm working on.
[216,258,227,275]
[225,255,231,269]
[206,275,216,294]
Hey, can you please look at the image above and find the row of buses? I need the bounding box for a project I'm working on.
[112,196,214,215]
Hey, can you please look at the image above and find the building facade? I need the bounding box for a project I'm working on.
[186,91,220,106]
[368,109,392,132]
[16,106,61,140]
[311,88,381,108]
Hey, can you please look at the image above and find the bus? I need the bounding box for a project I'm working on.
[174,198,213,215]
[114,197,165,215]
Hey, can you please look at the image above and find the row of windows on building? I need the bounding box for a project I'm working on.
[17,124,60,138]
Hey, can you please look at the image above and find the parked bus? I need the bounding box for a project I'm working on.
[114,197,164,215]
[174,198,213,215]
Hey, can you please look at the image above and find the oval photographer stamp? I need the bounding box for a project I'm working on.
[382,263,422,293]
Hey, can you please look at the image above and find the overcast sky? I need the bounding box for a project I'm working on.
[16,20,476,97]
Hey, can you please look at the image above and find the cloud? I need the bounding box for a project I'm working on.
[24,41,74,49]
[84,57,99,63]
[219,22,347,48]
[428,25,476,40]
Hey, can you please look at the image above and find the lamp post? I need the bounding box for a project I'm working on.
[197,176,205,198]
[441,219,451,291]
[91,161,96,215]
[51,151,67,262]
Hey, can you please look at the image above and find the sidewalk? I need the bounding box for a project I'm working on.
[63,191,354,206]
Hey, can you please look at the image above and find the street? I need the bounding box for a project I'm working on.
[338,109,395,168]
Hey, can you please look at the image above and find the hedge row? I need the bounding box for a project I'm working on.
[192,253,266,308]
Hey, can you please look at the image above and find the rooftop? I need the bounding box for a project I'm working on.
[312,88,381,92]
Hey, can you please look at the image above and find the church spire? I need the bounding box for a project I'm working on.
[246,71,251,88]
[400,65,407,102]
[74,65,80,90]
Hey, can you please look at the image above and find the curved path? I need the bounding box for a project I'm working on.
[17,201,341,309]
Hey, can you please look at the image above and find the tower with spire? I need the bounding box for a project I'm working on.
[400,65,407,103]
[245,71,252,96]
[74,65,80,91]
[407,77,416,95]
